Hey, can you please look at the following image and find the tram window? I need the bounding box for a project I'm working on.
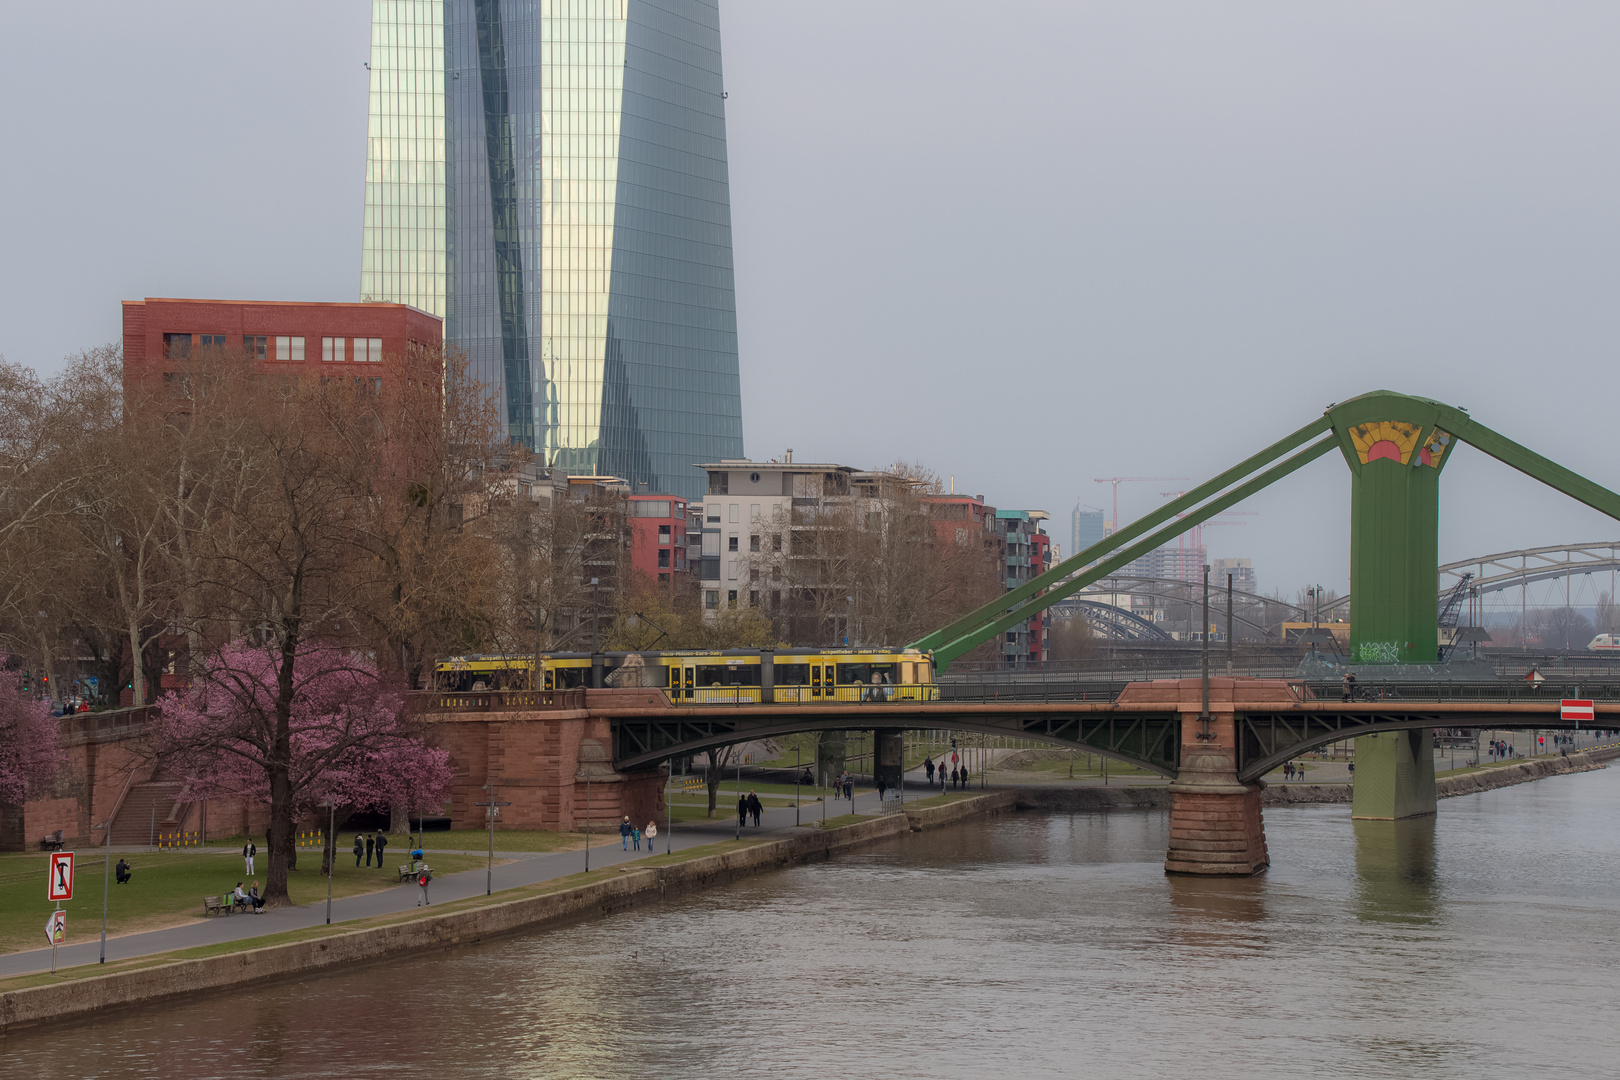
[695,664,761,687]
[775,663,810,686]
[555,667,588,689]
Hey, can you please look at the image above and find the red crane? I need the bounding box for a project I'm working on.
[1092,477,1189,535]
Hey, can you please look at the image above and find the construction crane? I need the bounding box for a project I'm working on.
[1093,477,1189,536]
[1160,490,1257,557]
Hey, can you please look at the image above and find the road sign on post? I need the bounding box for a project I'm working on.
[48,851,74,901]
[1562,699,1595,725]
[46,910,65,945]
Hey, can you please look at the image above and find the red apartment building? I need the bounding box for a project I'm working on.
[628,492,688,596]
[121,298,442,394]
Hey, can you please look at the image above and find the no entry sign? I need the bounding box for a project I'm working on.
[1561,699,1595,724]
[47,851,74,901]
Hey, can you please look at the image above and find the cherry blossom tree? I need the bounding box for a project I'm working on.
[152,641,452,904]
[0,660,61,805]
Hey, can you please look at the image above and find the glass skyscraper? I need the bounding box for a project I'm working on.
[362,0,745,499]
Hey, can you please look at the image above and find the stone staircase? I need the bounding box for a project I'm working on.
[111,782,185,846]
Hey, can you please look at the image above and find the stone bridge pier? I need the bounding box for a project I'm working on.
[1132,679,1283,876]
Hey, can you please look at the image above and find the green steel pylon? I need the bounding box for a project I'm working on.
[917,390,1620,670]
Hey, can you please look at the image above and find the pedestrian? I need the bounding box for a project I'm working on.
[748,790,762,826]
[924,756,935,786]
[646,820,658,852]
[619,816,632,850]
[248,880,265,912]
[353,834,364,867]
[115,858,132,884]
[632,825,641,851]
[737,793,748,827]
[364,832,375,867]
[233,881,251,913]
[374,832,388,869]
[243,837,257,875]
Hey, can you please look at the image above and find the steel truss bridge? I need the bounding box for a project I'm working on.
[603,680,1620,782]
[1066,545,1620,642]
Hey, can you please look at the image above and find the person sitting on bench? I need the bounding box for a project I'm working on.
[115,858,132,884]
[232,882,252,913]
[247,880,266,912]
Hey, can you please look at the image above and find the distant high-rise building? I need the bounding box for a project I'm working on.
[1071,505,1107,561]
[1212,557,1257,595]
[362,0,745,499]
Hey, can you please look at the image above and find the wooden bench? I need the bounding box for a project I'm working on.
[203,895,226,917]
[398,863,418,883]
[39,830,65,852]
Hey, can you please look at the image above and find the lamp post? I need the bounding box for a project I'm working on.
[584,767,591,872]
[475,783,511,897]
[795,746,801,826]
[98,817,112,963]
[323,801,336,926]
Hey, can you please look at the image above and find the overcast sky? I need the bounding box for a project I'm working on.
[4,1,1618,605]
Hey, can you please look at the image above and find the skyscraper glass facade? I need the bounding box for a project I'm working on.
[364,0,745,500]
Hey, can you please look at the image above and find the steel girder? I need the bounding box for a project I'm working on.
[1064,600,1174,641]
[611,710,1182,776]
[1234,708,1610,783]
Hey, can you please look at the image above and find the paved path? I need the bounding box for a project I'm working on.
[0,787,899,979]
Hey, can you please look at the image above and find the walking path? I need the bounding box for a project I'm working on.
[0,787,898,979]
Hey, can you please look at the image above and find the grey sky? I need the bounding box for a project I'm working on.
[4,2,1618,606]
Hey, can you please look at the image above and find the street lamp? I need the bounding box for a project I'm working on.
[322,801,336,925]
[475,783,511,897]
[97,817,112,963]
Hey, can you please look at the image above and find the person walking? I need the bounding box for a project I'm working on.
[737,793,748,828]
[632,825,641,851]
[353,834,364,867]
[747,790,763,827]
[924,756,936,787]
[243,838,256,875]
[619,816,632,850]
[364,832,375,867]
[374,832,388,869]
[646,820,658,852]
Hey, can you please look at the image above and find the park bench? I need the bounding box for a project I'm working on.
[203,895,226,917]
[39,830,65,852]
[230,894,252,914]
[398,863,419,883]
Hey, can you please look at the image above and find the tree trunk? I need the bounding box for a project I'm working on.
[126,620,146,706]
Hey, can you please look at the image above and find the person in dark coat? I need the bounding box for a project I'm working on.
[374,832,388,868]
[747,791,763,826]
[924,757,935,786]
[364,833,375,867]
[353,834,364,866]
[115,858,132,884]
[619,816,632,850]
[737,793,748,827]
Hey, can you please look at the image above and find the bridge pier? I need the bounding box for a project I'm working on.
[1351,730,1437,819]
[1125,679,1271,875]
[874,731,903,791]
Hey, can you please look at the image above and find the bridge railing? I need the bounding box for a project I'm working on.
[413,689,588,712]
[1302,680,1620,704]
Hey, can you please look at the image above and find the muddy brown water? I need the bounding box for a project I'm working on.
[8,767,1620,1078]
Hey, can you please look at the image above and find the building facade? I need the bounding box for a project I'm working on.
[362,0,745,499]
[628,492,689,596]
[121,298,442,394]
[995,509,1050,667]
[1071,505,1107,562]
[1211,557,1257,596]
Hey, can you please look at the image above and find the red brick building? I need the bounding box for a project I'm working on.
[121,297,441,394]
[628,492,689,596]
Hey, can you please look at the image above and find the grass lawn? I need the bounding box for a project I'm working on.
[0,844,493,956]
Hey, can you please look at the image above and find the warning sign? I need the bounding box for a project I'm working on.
[47,851,74,902]
[45,909,65,945]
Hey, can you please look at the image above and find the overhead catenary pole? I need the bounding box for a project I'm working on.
[99,817,112,963]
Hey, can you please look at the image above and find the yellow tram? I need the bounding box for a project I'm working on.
[434,648,936,704]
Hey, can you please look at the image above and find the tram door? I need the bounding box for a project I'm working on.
[810,665,822,700]
[823,663,837,700]
[542,668,555,691]
[682,665,695,701]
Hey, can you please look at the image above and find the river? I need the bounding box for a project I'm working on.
[8,767,1620,1078]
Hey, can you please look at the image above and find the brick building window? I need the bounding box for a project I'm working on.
[657,549,670,568]
[322,337,347,362]
[163,333,190,359]
[274,336,305,362]
[199,334,228,350]
[245,335,267,359]
[353,337,384,362]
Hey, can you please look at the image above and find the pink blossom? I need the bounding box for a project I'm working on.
[152,640,452,820]
[0,661,60,804]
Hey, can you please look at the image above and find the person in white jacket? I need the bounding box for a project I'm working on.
[645,820,659,854]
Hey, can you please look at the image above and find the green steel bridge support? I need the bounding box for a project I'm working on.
[910,390,1620,820]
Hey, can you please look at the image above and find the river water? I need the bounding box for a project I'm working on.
[9,767,1620,1079]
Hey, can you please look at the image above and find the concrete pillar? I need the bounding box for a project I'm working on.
[1351,729,1437,819]
[874,730,903,792]
[1164,705,1269,876]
